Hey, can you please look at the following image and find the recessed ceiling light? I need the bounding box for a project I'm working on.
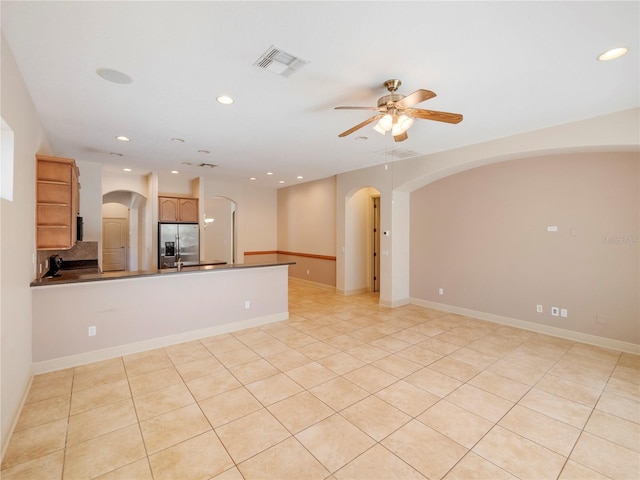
[266,172,274,176]
[171,138,185,143]
[170,170,179,174]
[278,180,285,184]
[598,47,628,61]
[122,168,132,172]
[116,136,130,142]
[217,96,234,105]
[96,68,132,84]
[297,176,303,179]
[355,136,368,141]
[250,177,257,181]
[110,152,123,157]
[198,150,210,154]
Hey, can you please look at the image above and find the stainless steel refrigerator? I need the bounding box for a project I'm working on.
[158,223,200,268]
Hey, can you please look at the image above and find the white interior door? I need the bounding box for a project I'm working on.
[103,217,127,271]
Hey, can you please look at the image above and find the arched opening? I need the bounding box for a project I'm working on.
[344,186,381,295]
[202,196,236,265]
[102,190,147,271]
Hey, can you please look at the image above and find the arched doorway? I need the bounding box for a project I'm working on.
[345,186,381,294]
[202,196,236,264]
[102,190,147,271]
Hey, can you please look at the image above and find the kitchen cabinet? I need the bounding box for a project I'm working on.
[36,155,80,250]
[158,196,199,222]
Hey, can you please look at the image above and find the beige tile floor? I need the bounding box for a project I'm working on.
[2,281,639,479]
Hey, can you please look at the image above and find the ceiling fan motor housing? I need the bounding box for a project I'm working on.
[378,93,404,109]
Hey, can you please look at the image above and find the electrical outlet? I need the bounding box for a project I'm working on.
[536,304,543,313]
[551,307,559,316]
[561,308,568,318]
[39,263,43,274]
[88,326,96,336]
[438,288,444,295]
[306,269,310,275]
[244,300,250,309]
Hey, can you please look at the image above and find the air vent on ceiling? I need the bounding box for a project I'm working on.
[199,163,217,168]
[376,147,422,160]
[254,45,308,77]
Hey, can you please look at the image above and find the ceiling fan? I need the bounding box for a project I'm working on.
[335,79,463,142]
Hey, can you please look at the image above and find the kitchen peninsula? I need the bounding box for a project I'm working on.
[31,261,294,373]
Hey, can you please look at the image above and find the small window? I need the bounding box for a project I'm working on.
[1,117,14,201]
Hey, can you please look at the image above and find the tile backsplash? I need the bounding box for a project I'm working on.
[37,241,98,268]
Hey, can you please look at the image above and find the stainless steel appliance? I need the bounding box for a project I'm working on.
[158,223,200,268]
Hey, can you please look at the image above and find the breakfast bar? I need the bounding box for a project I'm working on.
[31,262,294,373]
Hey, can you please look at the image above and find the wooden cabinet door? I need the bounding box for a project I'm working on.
[179,198,198,222]
[159,197,179,222]
[38,160,71,183]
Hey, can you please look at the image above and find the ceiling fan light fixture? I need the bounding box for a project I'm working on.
[336,79,462,141]
[378,114,393,131]
[397,114,414,134]
[373,123,387,135]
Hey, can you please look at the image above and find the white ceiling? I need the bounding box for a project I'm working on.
[2,1,638,188]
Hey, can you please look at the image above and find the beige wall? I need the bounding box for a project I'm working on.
[0,34,51,454]
[278,176,336,255]
[410,151,639,345]
[76,160,102,242]
[243,187,277,252]
[203,197,234,264]
[278,176,337,286]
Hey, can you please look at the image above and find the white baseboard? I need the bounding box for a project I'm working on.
[290,277,336,291]
[340,287,369,296]
[32,312,289,375]
[1,365,33,461]
[380,297,411,308]
[411,298,640,355]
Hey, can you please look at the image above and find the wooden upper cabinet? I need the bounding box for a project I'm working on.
[158,196,198,222]
[179,198,198,222]
[158,197,179,222]
[36,155,80,250]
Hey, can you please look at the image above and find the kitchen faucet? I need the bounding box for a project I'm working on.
[175,254,183,271]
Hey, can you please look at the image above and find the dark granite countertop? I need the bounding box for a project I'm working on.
[31,261,295,287]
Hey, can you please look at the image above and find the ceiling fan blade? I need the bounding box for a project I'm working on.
[338,115,382,137]
[395,89,436,108]
[335,106,383,111]
[409,108,463,124]
[393,132,408,142]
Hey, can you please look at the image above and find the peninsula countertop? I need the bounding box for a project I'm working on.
[30,261,295,287]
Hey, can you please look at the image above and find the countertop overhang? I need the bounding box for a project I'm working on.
[31,261,295,287]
